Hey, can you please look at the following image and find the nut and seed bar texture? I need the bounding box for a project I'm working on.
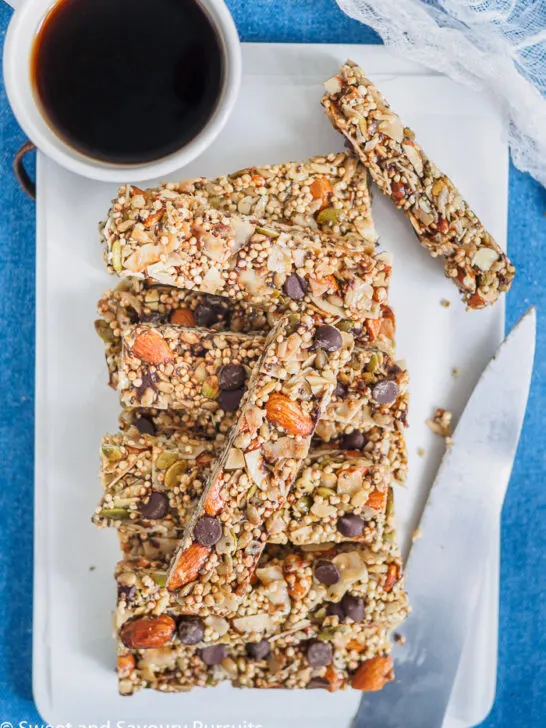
[93,433,219,532]
[117,406,409,484]
[164,314,354,611]
[185,153,378,243]
[268,450,392,546]
[96,281,269,388]
[322,61,515,309]
[117,627,395,695]
[95,430,401,545]
[96,280,396,390]
[115,542,408,651]
[118,403,235,441]
[117,323,408,433]
[101,189,392,325]
[101,155,377,265]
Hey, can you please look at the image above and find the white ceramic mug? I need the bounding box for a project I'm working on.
[3,0,241,182]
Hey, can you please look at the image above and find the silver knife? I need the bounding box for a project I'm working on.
[356,307,536,728]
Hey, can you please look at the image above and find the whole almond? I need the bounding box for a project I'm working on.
[167,542,211,591]
[351,655,394,691]
[265,393,314,437]
[132,330,173,365]
[170,308,197,327]
[120,614,175,649]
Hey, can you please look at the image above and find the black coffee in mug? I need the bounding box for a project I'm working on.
[31,0,224,164]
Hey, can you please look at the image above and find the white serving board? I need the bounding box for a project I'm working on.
[34,44,508,728]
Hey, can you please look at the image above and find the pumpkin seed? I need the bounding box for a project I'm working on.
[99,508,130,520]
[202,378,220,399]
[386,488,394,519]
[152,572,168,587]
[255,226,280,238]
[366,353,380,374]
[337,320,356,333]
[101,444,124,461]
[296,495,312,514]
[155,451,179,470]
[318,629,336,641]
[94,319,115,344]
[165,460,187,488]
[111,240,122,272]
[316,207,340,226]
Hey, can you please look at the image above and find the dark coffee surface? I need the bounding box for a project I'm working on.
[32,0,224,164]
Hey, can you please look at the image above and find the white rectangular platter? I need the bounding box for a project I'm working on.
[34,44,508,728]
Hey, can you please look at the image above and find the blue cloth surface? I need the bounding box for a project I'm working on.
[0,1,544,725]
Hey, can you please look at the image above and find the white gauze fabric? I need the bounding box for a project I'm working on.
[335,0,546,186]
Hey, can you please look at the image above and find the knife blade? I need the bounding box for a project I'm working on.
[356,307,536,728]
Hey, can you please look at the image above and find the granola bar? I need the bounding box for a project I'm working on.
[117,324,408,435]
[117,626,394,695]
[165,314,354,611]
[101,190,392,324]
[322,61,515,308]
[93,433,218,531]
[115,542,408,652]
[96,280,269,388]
[96,428,401,545]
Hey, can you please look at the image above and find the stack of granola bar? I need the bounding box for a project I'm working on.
[91,62,512,697]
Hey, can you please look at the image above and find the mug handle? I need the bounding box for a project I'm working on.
[14,141,37,200]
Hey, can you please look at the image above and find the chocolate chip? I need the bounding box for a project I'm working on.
[307,677,330,690]
[246,639,270,660]
[134,414,156,436]
[333,381,348,399]
[177,616,205,645]
[314,325,342,352]
[194,302,221,328]
[117,584,136,601]
[341,593,365,622]
[198,644,227,666]
[283,273,308,300]
[339,430,366,450]
[306,640,333,667]
[126,306,140,324]
[139,491,169,520]
[219,364,246,392]
[194,516,223,547]
[140,311,166,324]
[136,371,157,399]
[337,514,365,538]
[314,560,341,586]
[218,388,244,412]
[326,602,345,620]
[372,379,399,405]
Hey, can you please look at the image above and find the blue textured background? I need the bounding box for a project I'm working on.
[0,1,544,725]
